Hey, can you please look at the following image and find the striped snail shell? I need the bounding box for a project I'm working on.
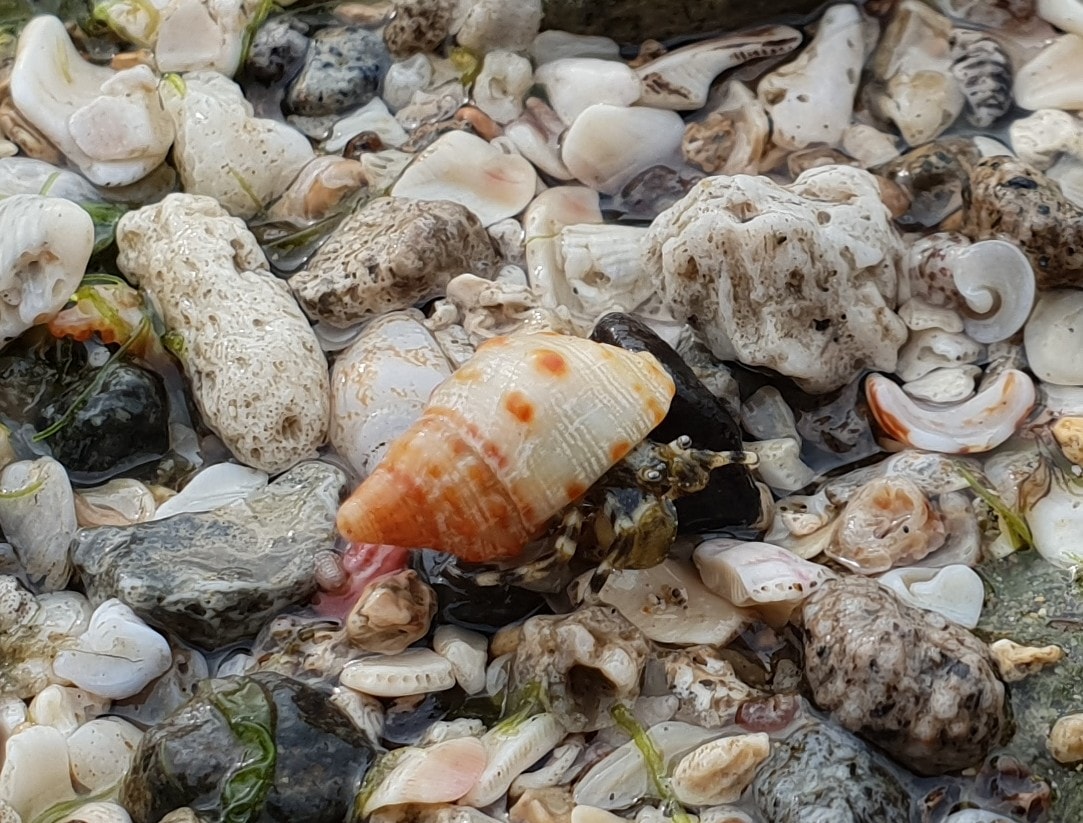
[336,332,676,562]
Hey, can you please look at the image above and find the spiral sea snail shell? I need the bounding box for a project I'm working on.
[336,332,677,562]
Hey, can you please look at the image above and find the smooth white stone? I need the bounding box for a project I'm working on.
[0,457,78,591]
[561,104,685,195]
[902,366,981,404]
[27,685,80,736]
[531,31,620,64]
[433,625,488,695]
[1014,34,1083,111]
[392,131,538,226]
[340,648,457,697]
[152,462,269,520]
[52,599,172,700]
[598,559,749,646]
[66,717,143,794]
[1025,290,1083,385]
[535,58,641,125]
[383,54,434,112]
[877,564,985,628]
[1039,0,1083,34]
[325,99,409,151]
[0,724,77,821]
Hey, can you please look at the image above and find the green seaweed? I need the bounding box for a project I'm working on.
[207,678,278,823]
[610,703,692,823]
[79,201,129,255]
[956,462,1034,551]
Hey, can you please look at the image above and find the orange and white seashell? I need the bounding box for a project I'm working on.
[336,332,676,562]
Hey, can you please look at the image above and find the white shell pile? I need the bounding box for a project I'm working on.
[0,0,1081,819]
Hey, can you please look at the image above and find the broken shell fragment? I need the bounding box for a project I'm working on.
[671,733,771,806]
[949,28,1014,128]
[392,131,538,226]
[757,8,864,150]
[682,81,770,176]
[1025,290,1083,386]
[461,713,566,807]
[362,737,488,814]
[989,638,1064,682]
[340,648,457,698]
[637,26,801,111]
[1049,714,1083,764]
[336,333,674,562]
[865,369,1036,453]
[876,564,985,628]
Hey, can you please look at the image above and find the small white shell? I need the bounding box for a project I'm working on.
[511,737,585,793]
[152,463,268,520]
[902,366,981,404]
[1048,714,1083,765]
[670,733,771,806]
[573,722,720,810]
[433,625,488,695]
[330,687,385,741]
[876,564,985,628]
[474,51,534,125]
[340,648,457,698]
[1025,290,1083,386]
[392,131,538,227]
[325,98,409,151]
[51,599,172,700]
[1039,0,1083,35]
[866,369,1036,454]
[693,539,835,624]
[1026,466,1083,569]
[598,559,749,647]
[75,479,158,528]
[330,311,454,480]
[362,737,488,814]
[506,99,575,181]
[951,240,1036,345]
[461,713,566,807]
[895,329,983,383]
[0,457,78,591]
[524,186,604,310]
[744,437,817,493]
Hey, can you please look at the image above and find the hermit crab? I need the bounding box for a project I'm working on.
[336,332,756,584]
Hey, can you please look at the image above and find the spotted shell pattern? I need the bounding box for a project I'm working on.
[336,332,676,562]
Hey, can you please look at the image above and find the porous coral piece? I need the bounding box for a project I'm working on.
[643,164,907,393]
[0,194,93,349]
[511,606,649,732]
[160,71,314,218]
[290,197,499,326]
[961,155,1083,289]
[345,569,437,654]
[662,645,762,728]
[116,193,330,473]
[801,576,1008,775]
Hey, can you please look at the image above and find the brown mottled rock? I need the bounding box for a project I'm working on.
[384,0,452,57]
[962,155,1083,289]
[345,569,436,654]
[801,576,1008,775]
[289,197,499,327]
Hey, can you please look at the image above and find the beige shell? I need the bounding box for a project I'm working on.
[336,332,675,561]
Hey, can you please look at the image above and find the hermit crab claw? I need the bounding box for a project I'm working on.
[865,369,1036,454]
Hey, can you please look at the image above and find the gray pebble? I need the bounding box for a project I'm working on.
[287,26,390,117]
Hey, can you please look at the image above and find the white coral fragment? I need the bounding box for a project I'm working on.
[0,195,93,349]
[10,16,173,187]
[161,71,314,218]
[116,194,330,473]
[644,165,907,393]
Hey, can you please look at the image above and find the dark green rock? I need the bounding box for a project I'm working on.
[752,721,916,823]
[541,0,832,44]
[121,672,375,823]
[976,549,1083,818]
[73,461,346,648]
[38,362,169,478]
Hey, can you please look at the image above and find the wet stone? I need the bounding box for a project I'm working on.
[751,720,914,823]
[72,461,347,648]
[801,575,1008,775]
[286,27,391,117]
[384,0,453,58]
[246,17,310,86]
[37,362,169,481]
[121,672,376,823]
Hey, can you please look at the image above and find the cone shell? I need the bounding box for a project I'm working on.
[336,332,676,562]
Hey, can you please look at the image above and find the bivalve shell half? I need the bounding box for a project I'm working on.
[340,648,456,698]
[362,737,488,814]
[337,333,675,562]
